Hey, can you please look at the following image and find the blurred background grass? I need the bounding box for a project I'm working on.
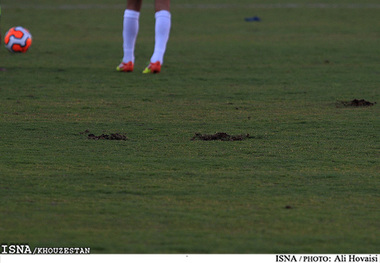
[0,0,379,253]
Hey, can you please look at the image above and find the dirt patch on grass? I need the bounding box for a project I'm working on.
[88,133,128,140]
[191,132,250,141]
[80,130,128,141]
[338,99,376,107]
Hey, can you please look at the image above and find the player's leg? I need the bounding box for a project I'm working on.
[126,0,143,11]
[154,0,170,12]
[143,0,171,73]
[117,0,142,72]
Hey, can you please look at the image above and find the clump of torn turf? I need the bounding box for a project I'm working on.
[80,130,128,141]
[191,132,250,141]
[88,133,128,141]
[338,99,376,107]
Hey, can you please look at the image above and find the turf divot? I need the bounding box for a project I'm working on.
[80,130,128,141]
[338,99,376,107]
[191,132,251,141]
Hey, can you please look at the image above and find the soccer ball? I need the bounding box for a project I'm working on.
[4,26,32,53]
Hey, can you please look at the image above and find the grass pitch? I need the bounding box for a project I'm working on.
[0,0,379,253]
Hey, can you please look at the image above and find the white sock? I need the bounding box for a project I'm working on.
[150,10,171,64]
[122,9,140,63]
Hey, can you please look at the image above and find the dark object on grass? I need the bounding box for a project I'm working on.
[338,99,376,107]
[191,132,250,141]
[88,133,127,141]
[245,16,261,22]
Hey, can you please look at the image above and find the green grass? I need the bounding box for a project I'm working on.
[0,0,379,254]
